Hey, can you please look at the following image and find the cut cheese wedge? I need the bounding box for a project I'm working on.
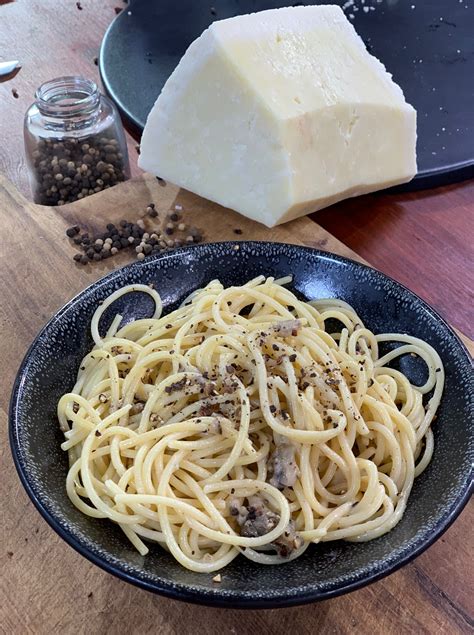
[139,5,417,227]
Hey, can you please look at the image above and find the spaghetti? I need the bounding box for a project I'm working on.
[58,276,444,572]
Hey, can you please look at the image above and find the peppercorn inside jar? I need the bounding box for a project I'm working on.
[24,76,130,206]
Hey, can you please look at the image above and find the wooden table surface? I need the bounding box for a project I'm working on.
[0,1,472,633]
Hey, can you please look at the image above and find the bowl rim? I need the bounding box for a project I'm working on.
[9,241,474,608]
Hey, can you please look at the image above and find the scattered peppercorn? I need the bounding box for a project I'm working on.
[66,225,80,237]
[12,88,19,98]
[233,228,243,235]
[68,203,203,264]
[76,1,83,9]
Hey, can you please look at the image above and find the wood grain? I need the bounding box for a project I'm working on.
[1,0,473,338]
[0,174,472,635]
[0,1,473,631]
[0,0,142,194]
[313,181,474,340]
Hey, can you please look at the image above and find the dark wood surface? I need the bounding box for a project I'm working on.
[313,181,474,340]
[0,1,473,339]
[0,1,472,633]
[0,174,472,634]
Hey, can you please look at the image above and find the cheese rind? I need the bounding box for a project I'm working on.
[139,5,417,227]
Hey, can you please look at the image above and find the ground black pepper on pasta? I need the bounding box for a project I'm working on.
[57,278,444,571]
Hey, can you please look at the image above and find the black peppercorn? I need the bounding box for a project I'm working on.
[66,225,80,238]
[29,133,129,206]
[68,205,203,265]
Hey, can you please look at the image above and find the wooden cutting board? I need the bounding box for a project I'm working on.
[0,174,472,634]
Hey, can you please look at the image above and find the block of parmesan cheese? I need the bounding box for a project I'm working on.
[139,5,417,227]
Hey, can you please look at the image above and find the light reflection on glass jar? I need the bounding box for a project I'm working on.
[24,76,130,206]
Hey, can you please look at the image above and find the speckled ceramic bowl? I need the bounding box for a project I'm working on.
[9,242,473,608]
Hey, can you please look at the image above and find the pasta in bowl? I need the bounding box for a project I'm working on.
[59,276,444,573]
[10,242,472,607]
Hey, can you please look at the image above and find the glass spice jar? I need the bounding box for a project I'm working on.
[24,76,130,206]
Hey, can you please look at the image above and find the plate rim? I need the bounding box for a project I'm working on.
[98,5,474,190]
[9,241,474,608]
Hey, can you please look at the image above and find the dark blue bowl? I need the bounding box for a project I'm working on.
[9,242,473,608]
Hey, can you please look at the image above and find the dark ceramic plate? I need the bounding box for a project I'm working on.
[100,0,474,190]
[9,242,473,608]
